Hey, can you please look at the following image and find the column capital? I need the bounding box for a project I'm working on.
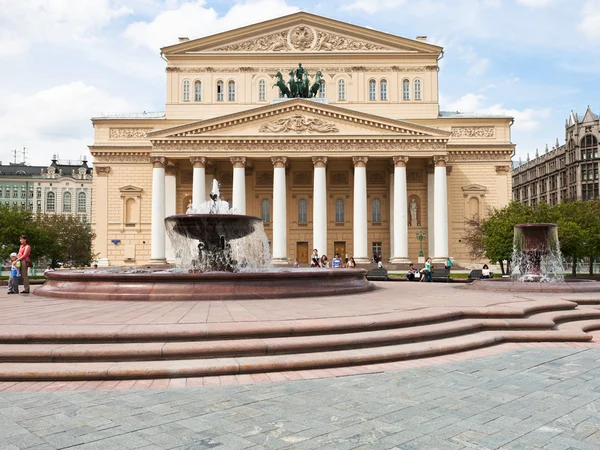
[392,156,409,168]
[151,156,166,169]
[230,156,247,168]
[95,166,111,177]
[190,156,206,168]
[312,156,328,168]
[433,155,449,167]
[352,156,369,167]
[165,163,178,177]
[271,156,288,169]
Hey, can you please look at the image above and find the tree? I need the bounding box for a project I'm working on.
[462,215,484,260]
[0,205,37,259]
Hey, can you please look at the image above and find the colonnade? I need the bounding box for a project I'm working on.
[150,155,449,264]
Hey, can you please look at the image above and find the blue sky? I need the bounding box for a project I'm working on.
[0,0,598,165]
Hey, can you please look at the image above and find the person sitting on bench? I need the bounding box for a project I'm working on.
[407,263,420,281]
[482,264,492,279]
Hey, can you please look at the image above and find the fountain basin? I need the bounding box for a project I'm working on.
[165,214,261,242]
[34,268,375,301]
[462,278,600,293]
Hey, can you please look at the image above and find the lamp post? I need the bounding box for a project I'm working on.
[416,226,427,258]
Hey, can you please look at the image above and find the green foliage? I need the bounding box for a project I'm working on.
[0,205,95,266]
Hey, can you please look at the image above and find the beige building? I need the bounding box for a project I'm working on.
[513,107,599,206]
[90,12,514,267]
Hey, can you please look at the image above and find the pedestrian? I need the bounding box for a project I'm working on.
[420,257,432,282]
[311,249,320,268]
[16,235,32,294]
[7,253,19,294]
[292,258,299,268]
[445,257,452,274]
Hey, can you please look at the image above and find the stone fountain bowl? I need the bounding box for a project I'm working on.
[165,214,262,242]
[514,223,557,253]
[462,277,600,293]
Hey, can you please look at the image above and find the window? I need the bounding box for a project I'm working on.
[258,79,266,101]
[228,80,235,101]
[298,199,307,223]
[402,79,410,100]
[261,199,270,223]
[78,192,86,212]
[414,79,421,100]
[319,81,326,98]
[335,198,344,223]
[338,79,345,101]
[372,242,382,261]
[371,199,381,223]
[183,80,190,102]
[63,192,72,212]
[380,79,387,101]
[194,81,201,102]
[217,81,224,101]
[369,79,376,101]
[46,192,55,211]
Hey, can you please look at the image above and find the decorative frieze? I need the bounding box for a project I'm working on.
[451,127,495,138]
[495,165,511,173]
[256,171,274,186]
[181,170,193,184]
[407,170,423,183]
[368,172,385,184]
[109,128,152,139]
[92,153,151,163]
[259,115,339,133]
[330,172,348,185]
[220,172,233,185]
[166,65,437,73]
[447,151,513,162]
[293,171,312,185]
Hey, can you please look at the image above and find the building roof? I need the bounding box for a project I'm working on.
[438,111,513,119]
[92,111,166,120]
[0,158,91,178]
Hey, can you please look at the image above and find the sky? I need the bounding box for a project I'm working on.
[0,0,599,166]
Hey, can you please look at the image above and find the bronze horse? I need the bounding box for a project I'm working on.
[273,71,291,98]
[310,71,324,98]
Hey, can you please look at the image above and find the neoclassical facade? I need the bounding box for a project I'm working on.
[90,12,514,266]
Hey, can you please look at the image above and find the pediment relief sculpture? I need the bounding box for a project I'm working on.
[214,26,391,52]
[259,115,339,133]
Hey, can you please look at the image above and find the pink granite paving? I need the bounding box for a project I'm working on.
[0,282,598,391]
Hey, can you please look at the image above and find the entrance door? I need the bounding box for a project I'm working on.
[334,241,346,259]
[296,242,309,264]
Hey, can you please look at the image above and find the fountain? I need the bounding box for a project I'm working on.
[465,223,599,293]
[35,180,374,300]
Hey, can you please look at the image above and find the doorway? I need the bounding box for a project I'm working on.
[296,242,309,264]
[334,241,346,259]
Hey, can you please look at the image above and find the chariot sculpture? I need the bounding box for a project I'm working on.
[274,63,324,99]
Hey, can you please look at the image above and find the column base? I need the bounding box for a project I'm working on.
[432,257,448,264]
[271,258,289,266]
[389,257,411,264]
[353,257,371,264]
[148,258,168,265]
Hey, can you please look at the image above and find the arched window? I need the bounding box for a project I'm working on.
[319,81,326,98]
[298,199,307,223]
[369,79,376,101]
[125,198,137,224]
[182,80,190,102]
[371,198,381,223]
[261,199,270,223]
[194,81,201,102]
[469,197,480,218]
[216,80,224,101]
[258,79,266,101]
[62,192,71,212]
[46,192,55,211]
[581,134,598,159]
[338,79,345,101]
[78,192,86,212]
[228,80,236,101]
[380,79,387,101]
[335,198,344,223]
[414,79,421,100]
[402,79,410,100]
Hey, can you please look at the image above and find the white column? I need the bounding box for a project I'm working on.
[191,156,206,210]
[164,164,177,263]
[391,156,410,263]
[95,167,110,266]
[150,157,166,263]
[231,157,247,214]
[271,156,288,264]
[353,156,369,264]
[388,171,394,263]
[312,156,328,257]
[433,156,449,262]
[427,168,435,258]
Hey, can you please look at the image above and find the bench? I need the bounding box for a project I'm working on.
[467,269,483,282]
[431,268,451,283]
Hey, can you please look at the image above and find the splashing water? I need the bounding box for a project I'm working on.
[510,223,564,282]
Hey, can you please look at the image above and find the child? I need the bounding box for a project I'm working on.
[7,253,20,294]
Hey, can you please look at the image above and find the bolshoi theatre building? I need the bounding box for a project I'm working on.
[90,12,514,267]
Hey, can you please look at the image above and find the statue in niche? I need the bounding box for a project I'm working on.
[409,198,418,226]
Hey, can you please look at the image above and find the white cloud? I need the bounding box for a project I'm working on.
[578,1,600,39]
[124,0,299,51]
[516,0,554,7]
[0,82,137,165]
[340,0,406,14]
[0,0,132,56]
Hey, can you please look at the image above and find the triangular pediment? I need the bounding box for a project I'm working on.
[162,12,442,55]
[148,100,451,140]
[462,184,487,193]
[119,185,143,194]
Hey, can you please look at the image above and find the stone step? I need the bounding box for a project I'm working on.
[0,330,591,381]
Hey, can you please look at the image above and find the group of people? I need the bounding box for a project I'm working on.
[406,257,453,282]
[7,235,32,295]
[308,249,356,269]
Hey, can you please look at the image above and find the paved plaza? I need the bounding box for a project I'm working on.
[0,347,599,449]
